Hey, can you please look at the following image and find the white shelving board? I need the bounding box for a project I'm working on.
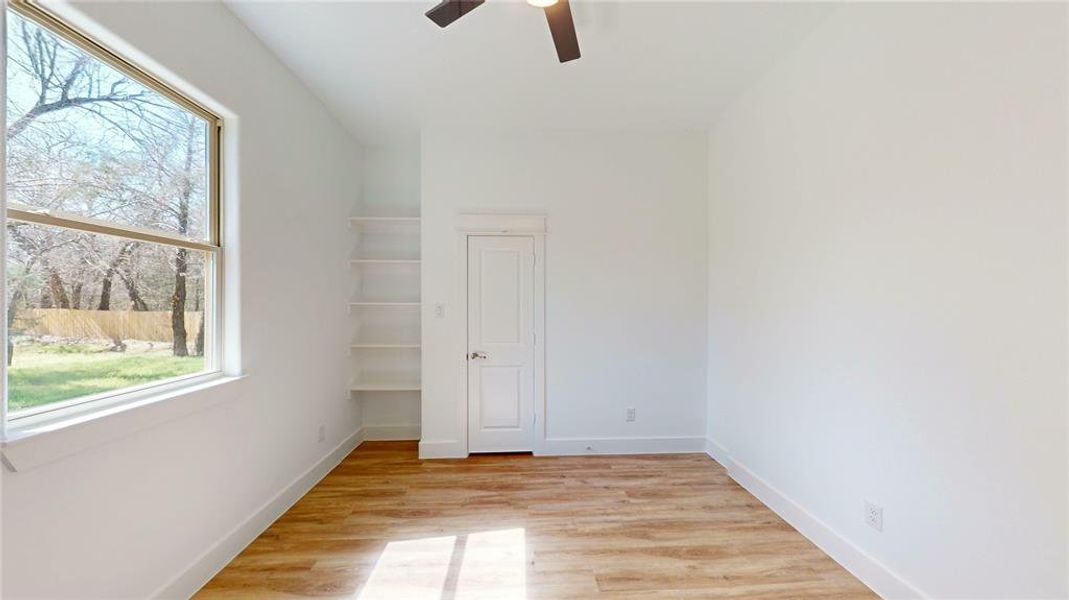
[349,216,420,223]
[350,380,422,392]
[350,214,422,398]
[351,259,421,265]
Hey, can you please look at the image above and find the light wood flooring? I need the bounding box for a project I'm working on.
[195,441,876,599]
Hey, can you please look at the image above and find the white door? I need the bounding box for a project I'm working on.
[467,235,535,453]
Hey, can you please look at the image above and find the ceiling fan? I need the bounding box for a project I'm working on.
[425,0,581,63]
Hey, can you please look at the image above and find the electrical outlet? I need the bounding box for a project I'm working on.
[434,303,445,318]
[865,501,883,532]
[625,407,636,422]
[318,424,326,443]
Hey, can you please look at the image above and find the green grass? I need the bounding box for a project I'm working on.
[8,341,204,412]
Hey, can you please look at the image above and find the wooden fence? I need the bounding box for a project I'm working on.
[18,309,203,343]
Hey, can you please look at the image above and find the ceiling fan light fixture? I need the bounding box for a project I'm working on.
[426,0,579,63]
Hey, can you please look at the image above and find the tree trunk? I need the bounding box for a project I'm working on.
[47,267,71,309]
[7,288,24,366]
[171,116,196,357]
[171,247,189,356]
[97,274,113,310]
[98,242,133,311]
[194,317,204,357]
[71,281,83,310]
[6,251,39,366]
[119,271,149,312]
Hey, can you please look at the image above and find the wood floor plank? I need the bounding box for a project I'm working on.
[195,441,876,599]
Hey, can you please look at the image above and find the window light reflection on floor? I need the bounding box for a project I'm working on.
[355,528,527,600]
[456,528,527,599]
[356,535,456,600]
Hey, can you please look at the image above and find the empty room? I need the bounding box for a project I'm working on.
[0,0,1065,598]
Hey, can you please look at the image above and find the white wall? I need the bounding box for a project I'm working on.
[421,129,707,456]
[361,144,420,217]
[1,2,365,598]
[706,3,1067,598]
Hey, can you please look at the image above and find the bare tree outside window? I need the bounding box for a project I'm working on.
[5,7,219,415]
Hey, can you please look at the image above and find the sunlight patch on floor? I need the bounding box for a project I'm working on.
[456,528,527,600]
[355,529,527,600]
[356,535,457,600]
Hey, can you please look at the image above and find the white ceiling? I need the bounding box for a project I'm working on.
[225,1,833,143]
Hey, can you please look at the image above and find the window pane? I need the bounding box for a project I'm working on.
[6,222,211,414]
[5,9,210,241]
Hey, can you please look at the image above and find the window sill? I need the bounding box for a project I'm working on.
[2,372,245,472]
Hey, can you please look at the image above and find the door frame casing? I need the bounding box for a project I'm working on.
[455,214,546,456]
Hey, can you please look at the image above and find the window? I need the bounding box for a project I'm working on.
[4,2,222,421]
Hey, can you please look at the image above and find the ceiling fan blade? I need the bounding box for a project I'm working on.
[426,0,485,28]
[544,0,580,63]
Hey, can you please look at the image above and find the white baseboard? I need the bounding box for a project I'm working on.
[361,424,420,441]
[704,438,732,466]
[152,427,366,599]
[419,436,707,459]
[539,436,706,456]
[705,439,925,600]
[418,439,467,458]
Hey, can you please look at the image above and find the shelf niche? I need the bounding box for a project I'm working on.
[349,208,421,397]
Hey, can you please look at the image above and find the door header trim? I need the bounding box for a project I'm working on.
[456,213,546,234]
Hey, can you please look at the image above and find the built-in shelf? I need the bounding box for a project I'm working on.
[350,381,422,392]
[350,210,421,401]
[349,216,420,223]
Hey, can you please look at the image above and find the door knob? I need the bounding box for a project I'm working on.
[469,351,488,360]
